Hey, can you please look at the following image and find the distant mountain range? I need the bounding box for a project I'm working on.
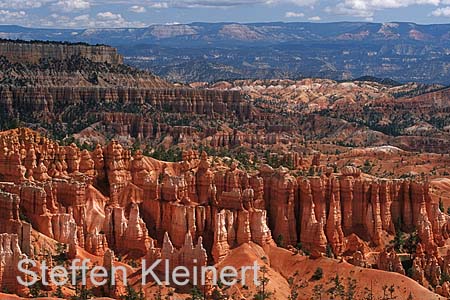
[1,22,450,84]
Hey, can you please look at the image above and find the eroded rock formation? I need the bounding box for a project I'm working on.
[0,128,449,297]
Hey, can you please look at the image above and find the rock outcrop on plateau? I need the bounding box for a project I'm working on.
[0,39,123,65]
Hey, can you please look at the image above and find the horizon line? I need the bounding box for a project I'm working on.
[1,20,450,31]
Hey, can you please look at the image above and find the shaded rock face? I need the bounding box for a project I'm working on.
[0,87,247,118]
[103,204,151,256]
[0,233,27,293]
[0,188,31,257]
[0,86,246,115]
[408,242,450,290]
[377,248,405,275]
[152,231,208,280]
[0,40,123,65]
[0,86,251,142]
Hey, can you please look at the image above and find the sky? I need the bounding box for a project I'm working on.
[0,0,450,28]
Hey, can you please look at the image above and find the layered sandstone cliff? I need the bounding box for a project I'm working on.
[0,86,249,122]
[0,40,123,65]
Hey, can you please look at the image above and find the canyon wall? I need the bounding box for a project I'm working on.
[0,86,252,143]
[0,86,249,120]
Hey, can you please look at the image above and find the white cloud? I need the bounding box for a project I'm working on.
[153,0,317,8]
[432,6,450,15]
[97,11,123,20]
[53,0,90,12]
[74,14,89,21]
[95,11,146,27]
[326,3,375,18]
[266,0,317,6]
[327,0,441,19]
[0,0,49,9]
[46,11,146,28]
[285,11,305,17]
[0,9,26,25]
[150,2,169,8]
[166,0,261,7]
[308,15,321,20]
[286,0,317,5]
[0,9,26,18]
[129,5,146,12]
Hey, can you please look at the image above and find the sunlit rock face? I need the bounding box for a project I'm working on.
[0,127,450,298]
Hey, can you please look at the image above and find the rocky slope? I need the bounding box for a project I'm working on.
[0,40,251,142]
[0,40,448,160]
[193,78,450,155]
